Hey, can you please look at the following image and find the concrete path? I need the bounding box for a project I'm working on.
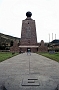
[0,53,59,90]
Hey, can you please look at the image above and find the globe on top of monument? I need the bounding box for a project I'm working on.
[26,11,32,17]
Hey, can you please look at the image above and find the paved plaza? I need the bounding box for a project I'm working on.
[0,53,59,90]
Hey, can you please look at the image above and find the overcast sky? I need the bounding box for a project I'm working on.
[0,0,59,42]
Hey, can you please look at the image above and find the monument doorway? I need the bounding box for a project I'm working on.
[27,48,31,52]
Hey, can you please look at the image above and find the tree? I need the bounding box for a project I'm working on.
[10,40,13,46]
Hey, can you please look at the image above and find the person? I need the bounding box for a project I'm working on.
[27,49,31,55]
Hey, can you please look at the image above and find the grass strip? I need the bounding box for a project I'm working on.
[0,52,19,62]
[38,52,59,62]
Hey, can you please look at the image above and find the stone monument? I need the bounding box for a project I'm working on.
[10,11,48,53]
[10,40,19,53]
[19,11,39,52]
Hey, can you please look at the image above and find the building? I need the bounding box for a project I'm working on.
[19,11,39,52]
[10,11,48,53]
[48,39,59,52]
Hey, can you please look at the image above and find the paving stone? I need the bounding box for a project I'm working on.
[22,78,40,86]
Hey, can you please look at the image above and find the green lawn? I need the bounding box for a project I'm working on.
[0,52,19,62]
[38,52,59,62]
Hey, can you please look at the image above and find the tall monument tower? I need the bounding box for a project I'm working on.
[21,11,37,45]
[19,11,38,52]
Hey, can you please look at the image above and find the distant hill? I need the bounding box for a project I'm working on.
[0,33,20,49]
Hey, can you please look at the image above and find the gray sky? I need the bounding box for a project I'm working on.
[0,0,59,42]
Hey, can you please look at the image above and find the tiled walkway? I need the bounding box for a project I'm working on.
[0,53,59,90]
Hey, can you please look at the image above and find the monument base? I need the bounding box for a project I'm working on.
[19,45,39,53]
